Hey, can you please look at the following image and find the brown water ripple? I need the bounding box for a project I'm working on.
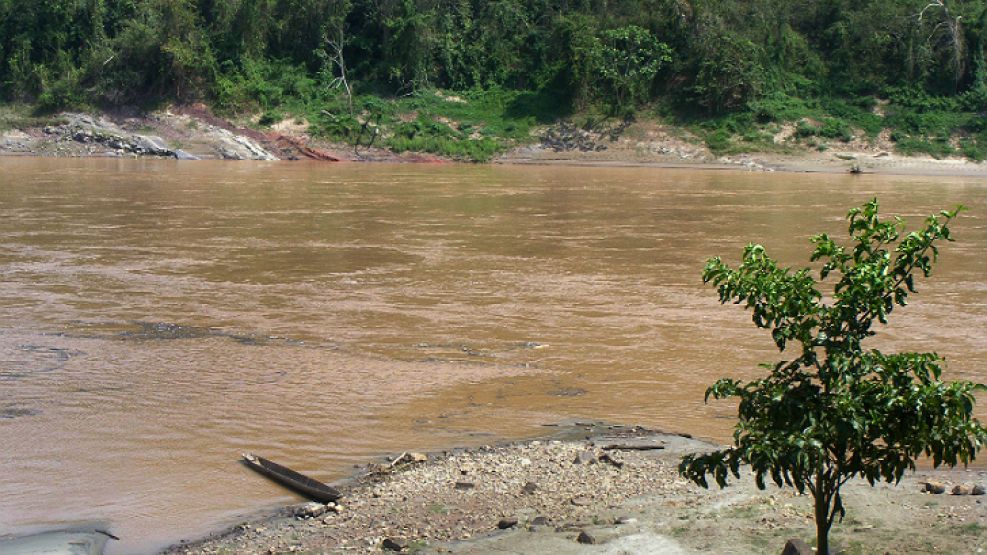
[0,159,984,553]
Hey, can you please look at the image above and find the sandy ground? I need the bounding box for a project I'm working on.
[1,107,985,177]
[160,422,987,555]
[496,120,987,177]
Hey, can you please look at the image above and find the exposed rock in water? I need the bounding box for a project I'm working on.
[497,518,518,529]
[8,344,83,377]
[549,387,587,397]
[174,149,200,160]
[217,132,277,160]
[0,406,42,419]
[133,135,173,156]
[121,321,215,341]
[113,320,306,348]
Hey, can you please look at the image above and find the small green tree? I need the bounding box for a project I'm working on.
[680,200,987,554]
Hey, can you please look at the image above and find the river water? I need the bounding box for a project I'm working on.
[0,158,985,553]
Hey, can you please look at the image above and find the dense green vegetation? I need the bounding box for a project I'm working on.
[1,0,986,160]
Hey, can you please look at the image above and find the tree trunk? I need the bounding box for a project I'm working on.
[814,490,831,555]
[813,470,833,555]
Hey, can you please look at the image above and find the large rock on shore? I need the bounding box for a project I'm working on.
[33,112,278,161]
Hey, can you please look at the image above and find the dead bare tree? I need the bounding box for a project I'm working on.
[325,23,353,114]
[918,0,965,89]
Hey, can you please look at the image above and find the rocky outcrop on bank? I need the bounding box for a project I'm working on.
[41,113,205,160]
[163,423,987,554]
[23,112,278,160]
[507,120,752,169]
[0,105,445,163]
[0,107,354,161]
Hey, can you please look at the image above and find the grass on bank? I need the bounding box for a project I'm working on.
[210,60,569,162]
[680,88,987,161]
[273,85,987,163]
[244,87,566,162]
[304,87,566,162]
[240,84,987,163]
[0,104,68,132]
[333,87,573,161]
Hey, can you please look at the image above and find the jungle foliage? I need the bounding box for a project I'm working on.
[1,0,986,159]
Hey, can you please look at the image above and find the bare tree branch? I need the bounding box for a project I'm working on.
[916,0,965,89]
[325,26,352,115]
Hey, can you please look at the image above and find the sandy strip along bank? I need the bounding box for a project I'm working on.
[3,108,986,177]
[162,422,987,554]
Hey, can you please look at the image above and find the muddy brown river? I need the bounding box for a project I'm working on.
[1,158,985,553]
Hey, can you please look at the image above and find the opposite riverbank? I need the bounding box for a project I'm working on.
[2,106,986,178]
[162,422,987,555]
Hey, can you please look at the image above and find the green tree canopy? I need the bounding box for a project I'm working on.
[590,25,671,112]
[2,0,985,111]
[680,200,987,554]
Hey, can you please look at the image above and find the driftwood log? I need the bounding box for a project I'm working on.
[598,444,666,451]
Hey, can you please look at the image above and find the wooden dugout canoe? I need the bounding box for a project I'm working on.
[241,452,341,503]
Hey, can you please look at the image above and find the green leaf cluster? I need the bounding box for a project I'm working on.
[680,200,987,553]
[587,25,671,114]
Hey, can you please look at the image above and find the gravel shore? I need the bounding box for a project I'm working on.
[163,423,987,554]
